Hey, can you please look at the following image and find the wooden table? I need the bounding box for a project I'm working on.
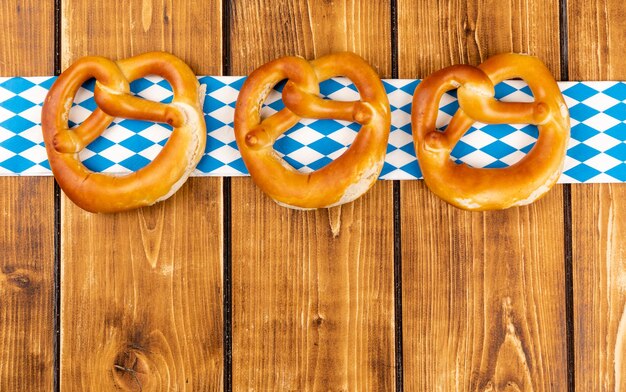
[1,0,625,390]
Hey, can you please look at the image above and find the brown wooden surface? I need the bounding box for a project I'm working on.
[398,0,568,390]
[3,1,626,391]
[229,1,395,390]
[569,0,626,390]
[59,1,223,390]
[0,1,55,391]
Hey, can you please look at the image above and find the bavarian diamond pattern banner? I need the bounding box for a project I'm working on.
[0,75,625,183]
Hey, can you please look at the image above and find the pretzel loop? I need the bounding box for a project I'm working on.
[412,53,570,210]
[235,52,390,209]
[42,52,206,213]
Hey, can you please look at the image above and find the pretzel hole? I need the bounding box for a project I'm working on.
[73,76,174,174]
[437,80,539,169]
[264,78,362,173]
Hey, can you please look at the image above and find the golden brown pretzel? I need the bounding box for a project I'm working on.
[42,51,206,213]
[234,52,390,209]
[412,53,570,210]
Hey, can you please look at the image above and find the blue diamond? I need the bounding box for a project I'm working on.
[519,125,539,138]
[482,124,517,139]
[267,99,285,111]
[400,141,417,155]
[81,79,96,92]
[274,136,304,155]
[205,115,226,132]
[571,123,600,142]
[605,163,626,181]
[603,82,626,101]
[119,154,151,171]
[82,155,115,172]
[40,160,50,170]
[204,94,226,113]
[400,80,420,95]
[521,144,534,153]
[199,76,226,91]
[308,119,344,135]
[564,163,600,182]
[120,134,155,152]
[282,155,304,170]
[450,140,477,158]
[228,157,249,174]
[0,154,34,172]
[606,143,626,161]
[485,160,509,168]
[320,79,347,96]
[383,81,398,93]
[117,119,153,133]
[228,77,246,90]
[156,79,173,90]
[0,116,35,133]
[308,156,333,170]
[130,78,156,93]
[38,77,57,90]
[309,138,344,155]
[0,78,35,94]
[440,101,459,116]
[568,143,600,161]
[605,122,626,140]
[1,95,35,113]
[399,102,412,115]
[85,136,115,153]
[401,160,422,178]
[563,83,598,102]
[380,162,395,176]
[195,154,223,173]
[206,136,226,151]
[77,96,97,111]
[569,103,600,122]
[521,85,534,97]
[604,103,626,121]
[494,82,517,99]
[481,140,517,159]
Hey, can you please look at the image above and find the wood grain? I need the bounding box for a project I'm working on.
[0,1,54,390]
[230,0,395,390]
[60,1,223,390]
[398,0,568,390]
[569,1,626,390]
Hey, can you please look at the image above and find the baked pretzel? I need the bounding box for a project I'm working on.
[234,52,390,209]
[42,52,206,213]
[412,53,570,210]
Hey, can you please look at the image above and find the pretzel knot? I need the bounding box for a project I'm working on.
[234,52,390,209]
[412,53,570,211]
[42,52,206,213]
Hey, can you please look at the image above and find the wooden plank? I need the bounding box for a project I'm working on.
[60,1,223,390]
[0,1,55,390]
[568,1,626,390]
[230,1,395,390]
[398,0,568,390]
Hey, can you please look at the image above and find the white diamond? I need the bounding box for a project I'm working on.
[391,108,411,128]
[459,129,497,149]
[583,153,622,172]
[79,149,95,161]
[99,125,135,143]
[328,147,348,160]
[284,127,324,146]
[385,148,416,168]
[380,169,417,180]
[499,150,527,166]
[388,128,413,148]
[19,105,43,124]
[211,145,240,164]
[563,95,580,109]
[590,81,618,92]
[585,131,621,152]
[73,86,93,104]
[208,105,235,124]
[0,126,13,143]
[19,164,51,175]
[209,85,240,105]
[18,126,44,144]
[138,84,172,102]
[435,112,453,130]
[500,90,534,103]
[327,87,360,101]
[19,85,49,105]
[0,86,15,104]
[18,144,47,164]
[327,127,356,146]
[588,172,621,183]
[137,144,164,160]
[138,124,171,143]
[500,130,536,149]
[387,89,413,108]
[209,125,236,144]
[562,156,581,171]
[285,146,324,166]
[582,93,620,112]
[68,105,92,124]
[101,163,130,174]
[0,146,14,162]
[98,144,134,163]
[456,150,497,168]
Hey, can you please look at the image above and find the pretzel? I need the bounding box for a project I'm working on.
[42,52,206,213]
[234,52,390,209]
[412,53,570,210]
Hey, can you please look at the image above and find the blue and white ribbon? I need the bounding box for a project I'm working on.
[0,75,624,183]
